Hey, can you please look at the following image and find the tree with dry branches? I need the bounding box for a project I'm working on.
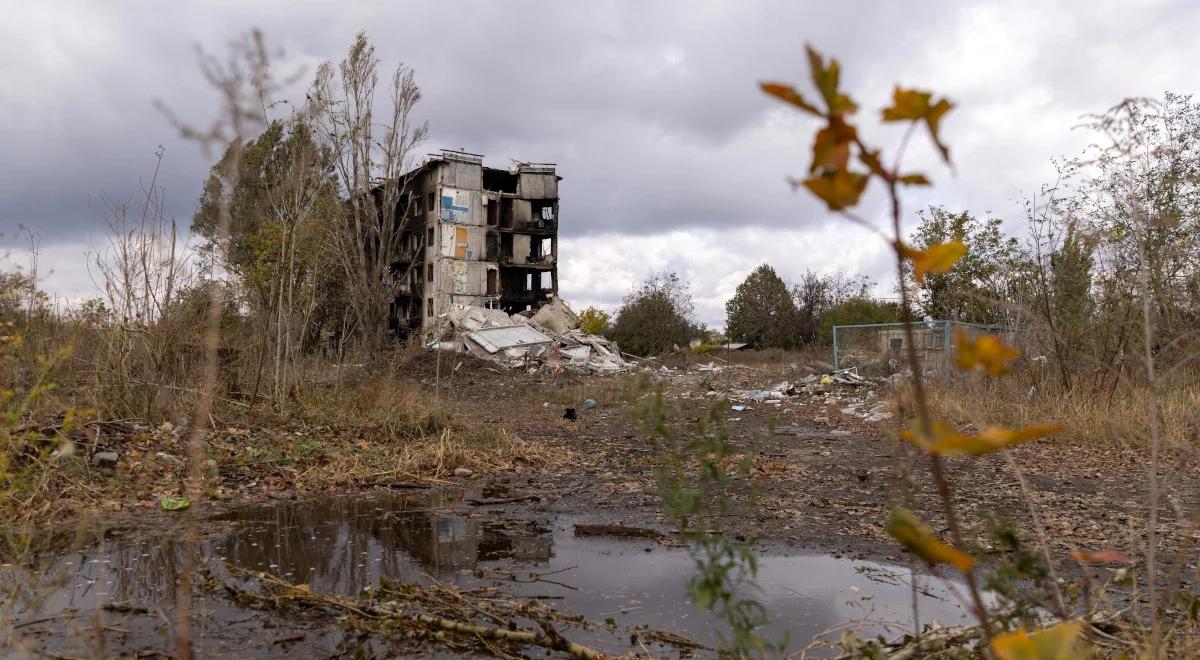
[309,32,428,354]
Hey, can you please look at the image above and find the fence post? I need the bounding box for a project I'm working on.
[943,320,952,384]
[832,325,839,370]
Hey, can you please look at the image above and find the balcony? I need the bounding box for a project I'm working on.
[498,220,556,235]
[498,254,555,269]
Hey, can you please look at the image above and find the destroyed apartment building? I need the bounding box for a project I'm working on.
[388,149,560,335]
[386,149,627,373]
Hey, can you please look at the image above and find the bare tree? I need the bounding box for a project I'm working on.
[86,148,198,416]
[310,32,428,354]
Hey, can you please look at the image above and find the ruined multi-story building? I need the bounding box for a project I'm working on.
[389,149,560,336]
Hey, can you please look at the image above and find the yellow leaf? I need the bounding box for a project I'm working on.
[955,329,1021,375]
[977,424,1064,448]
[991,620,1086,660]
[887,508,975,572]
[858,149,886,177]
[902,422,1063,456]
[803,170,869,210]
[897,241,965,283]
[897,173,931,185]
[882,87,936,121]
[881,87,954,163]
[760,82,821,116]
[810,119,857,174]
[805,45,858,114]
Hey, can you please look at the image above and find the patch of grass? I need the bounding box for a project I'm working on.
[925,372,1200,449]
[528,372,656,409]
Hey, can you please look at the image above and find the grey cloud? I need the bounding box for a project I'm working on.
[3,0,1199,308]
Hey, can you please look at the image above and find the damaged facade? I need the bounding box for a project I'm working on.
[389,149,560,336]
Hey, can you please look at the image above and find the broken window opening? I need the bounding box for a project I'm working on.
[531,237,553,263]
[482,168,518,193]
[499,198,514,229]
[539,271,552,290]
[525,273,533,291]
[426,191,435,215]
[485,233,498,261]
[530,200,556,228]
[486,269,497,295]
[426,298,434,317]
[427,263,434,282]
[427,226,434,247]
[499,233,513,261]
[486,198,499,226]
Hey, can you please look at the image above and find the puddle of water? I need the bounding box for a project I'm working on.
[4,492,975,656]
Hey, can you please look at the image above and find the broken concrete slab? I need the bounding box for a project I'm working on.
[435,299,629,374]
[466,325,554,354]
[529,295,579,335]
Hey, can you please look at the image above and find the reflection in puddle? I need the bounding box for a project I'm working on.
[5,492,976,656]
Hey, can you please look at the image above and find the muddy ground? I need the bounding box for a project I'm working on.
[451,355,1198,566]
[5,352,1198,657]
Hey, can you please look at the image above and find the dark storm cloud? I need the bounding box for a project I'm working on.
[2,0,1198,309]
[0,0,951,246]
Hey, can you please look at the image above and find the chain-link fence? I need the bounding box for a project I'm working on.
[832,321,1020,381]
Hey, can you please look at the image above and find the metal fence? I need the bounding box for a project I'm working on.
[832,321,1020,381]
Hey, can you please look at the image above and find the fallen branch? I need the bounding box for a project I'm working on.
[412,613,602,659]
[223,563,604,659]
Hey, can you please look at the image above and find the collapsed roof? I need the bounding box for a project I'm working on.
[428,296,628,374]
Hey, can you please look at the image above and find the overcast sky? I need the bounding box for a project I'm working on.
[2,0,1198,327]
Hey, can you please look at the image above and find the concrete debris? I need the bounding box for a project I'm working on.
[528,295,580,335]
[668,362,899,431]
[433,299,628,374]
[92,451,119,468]
[466,325,554,355]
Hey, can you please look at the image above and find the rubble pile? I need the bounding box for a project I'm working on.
[652,362,896,425]
[429,296,629,374]
[725,371,891,419]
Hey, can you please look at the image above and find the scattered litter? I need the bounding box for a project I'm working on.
[582,398,597,410]
[731,404,747,412]
[453,467,474,478]
[91,451,119,468]
[161,497,190,511]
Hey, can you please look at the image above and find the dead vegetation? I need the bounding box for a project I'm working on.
[926,372,1200,451]
[220,562,712,658]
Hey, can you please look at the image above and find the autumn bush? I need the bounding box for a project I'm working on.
[611,271,699,356]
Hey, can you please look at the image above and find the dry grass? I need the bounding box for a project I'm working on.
[213,374,571,488]
[0,369,570,543]
[526,371,657,409]
[924,371,1200,449]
